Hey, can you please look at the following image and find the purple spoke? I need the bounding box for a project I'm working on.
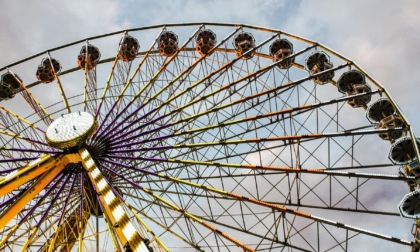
[104,112,168,145]
[0,195,19,210]
[104,85,287,147]
[103,155,166,162]
[17,172,66,226]
[106,124,169,150]
[100,173,125,199]
[4,135,50,147]
[108,145,173,154]
[19,137,50,147]
[94,32,201,140]
[99,163,145,190]
[1,147,62,154]
[0,168,19,174]
[99,158,158,177]
[36,173,72,227]
[96,194,104,212]
[0,183,32,209]
[92,100,124,139]
[113,91,382,150]
[95,35,207,140]
[0,157,39,163]
[96,103,153,141]
[103,45,330,152]
[98,107,158,143]
[97,67,224,144]
[95,93,105,118]
[93,79,150,139]
[79,172,83,221]
[109,133,174,150]
[56,173,77,225]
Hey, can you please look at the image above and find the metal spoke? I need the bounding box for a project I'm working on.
[47,52,71,113]
[0,23,416,251]
[7,69,53,126]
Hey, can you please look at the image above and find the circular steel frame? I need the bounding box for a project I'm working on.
[0,23,417,251]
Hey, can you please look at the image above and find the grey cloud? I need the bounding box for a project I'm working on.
[0,1,419,251]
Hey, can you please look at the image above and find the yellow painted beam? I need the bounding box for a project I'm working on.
[79,148,149,252]
[0,224,19,247]
[20,226,38,251]
[0,155,52,197]
[0,163,63,230]
[0,153,81,231]
[0,153,81,197]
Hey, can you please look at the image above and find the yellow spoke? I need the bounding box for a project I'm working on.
[8,68,53,125]
[47,52,71,113]
[141,187,255,252]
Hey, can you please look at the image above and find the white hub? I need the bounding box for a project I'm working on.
[46,111,97,149]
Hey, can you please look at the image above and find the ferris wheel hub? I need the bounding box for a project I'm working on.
[45,111,97,150]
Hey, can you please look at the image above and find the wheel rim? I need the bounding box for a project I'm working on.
[0,23,417,251]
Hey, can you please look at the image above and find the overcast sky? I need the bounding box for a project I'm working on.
[0,0,419,250]
[0,0,418,132]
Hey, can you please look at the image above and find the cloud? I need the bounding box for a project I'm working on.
[116,0,286,26]
[0,1,419,251]
[0,0,126,66]
[280,0,420,133]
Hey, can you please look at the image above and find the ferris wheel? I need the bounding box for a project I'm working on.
[0,23,418,252]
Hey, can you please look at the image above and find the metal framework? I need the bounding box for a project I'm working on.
[0,23,418,251]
